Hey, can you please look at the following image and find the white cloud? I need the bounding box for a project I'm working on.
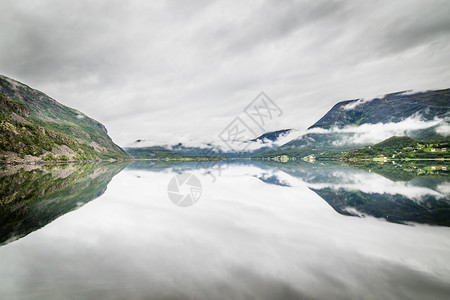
[435,121,450,137]
[328,115,446,146]
[342,98,367,110]
[436,182,450,195]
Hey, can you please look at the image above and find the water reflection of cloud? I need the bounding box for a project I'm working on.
[1,163,449,299]
[304,171,446,202]
[436,182,450,197]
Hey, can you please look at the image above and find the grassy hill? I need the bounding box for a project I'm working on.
[373,136,418,148]
[341,136,449,160]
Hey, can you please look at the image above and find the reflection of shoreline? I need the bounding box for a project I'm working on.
[334,158,450,161]
[309,186,450,226]
[257,160,450,227]
[0,162,128,246]
[0,161,105,176]
[341,160,448,182]
[254,157,450,162]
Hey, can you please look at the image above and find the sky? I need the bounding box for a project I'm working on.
[1,0,450,147]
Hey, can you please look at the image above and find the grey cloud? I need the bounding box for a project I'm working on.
[204,0,347,55]
[360,1,450,57]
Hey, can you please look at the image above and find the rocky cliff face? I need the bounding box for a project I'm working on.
[0,75,128,163]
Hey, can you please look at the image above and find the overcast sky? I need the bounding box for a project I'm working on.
[1,0,449,146]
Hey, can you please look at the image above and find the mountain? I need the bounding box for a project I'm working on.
[259,89,450,158]
[0,75,128,163]
[372,136,418,148]
[308,89,450,129]
[251,129,292,142]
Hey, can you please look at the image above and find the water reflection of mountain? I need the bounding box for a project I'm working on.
[260,160,450,226]
[0,162,127,246]
[253,173,291,187]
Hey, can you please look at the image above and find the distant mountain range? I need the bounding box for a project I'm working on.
[125,129,294,159]
[0,75,128,163]
[251,129,292,142]
[127,89,449,159]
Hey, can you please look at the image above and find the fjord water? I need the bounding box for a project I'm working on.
[0,161,449,299]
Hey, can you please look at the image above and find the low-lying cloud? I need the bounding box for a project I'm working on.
[297,114,448,147]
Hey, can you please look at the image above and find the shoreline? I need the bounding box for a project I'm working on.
[1,156,448,166]
[0,156,226,165]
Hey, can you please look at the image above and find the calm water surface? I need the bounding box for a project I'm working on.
[0,160,449,299]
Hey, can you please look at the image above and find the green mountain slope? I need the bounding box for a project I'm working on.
[0,75,128,162]
[373,136,418,148]
[341,136,449,160]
